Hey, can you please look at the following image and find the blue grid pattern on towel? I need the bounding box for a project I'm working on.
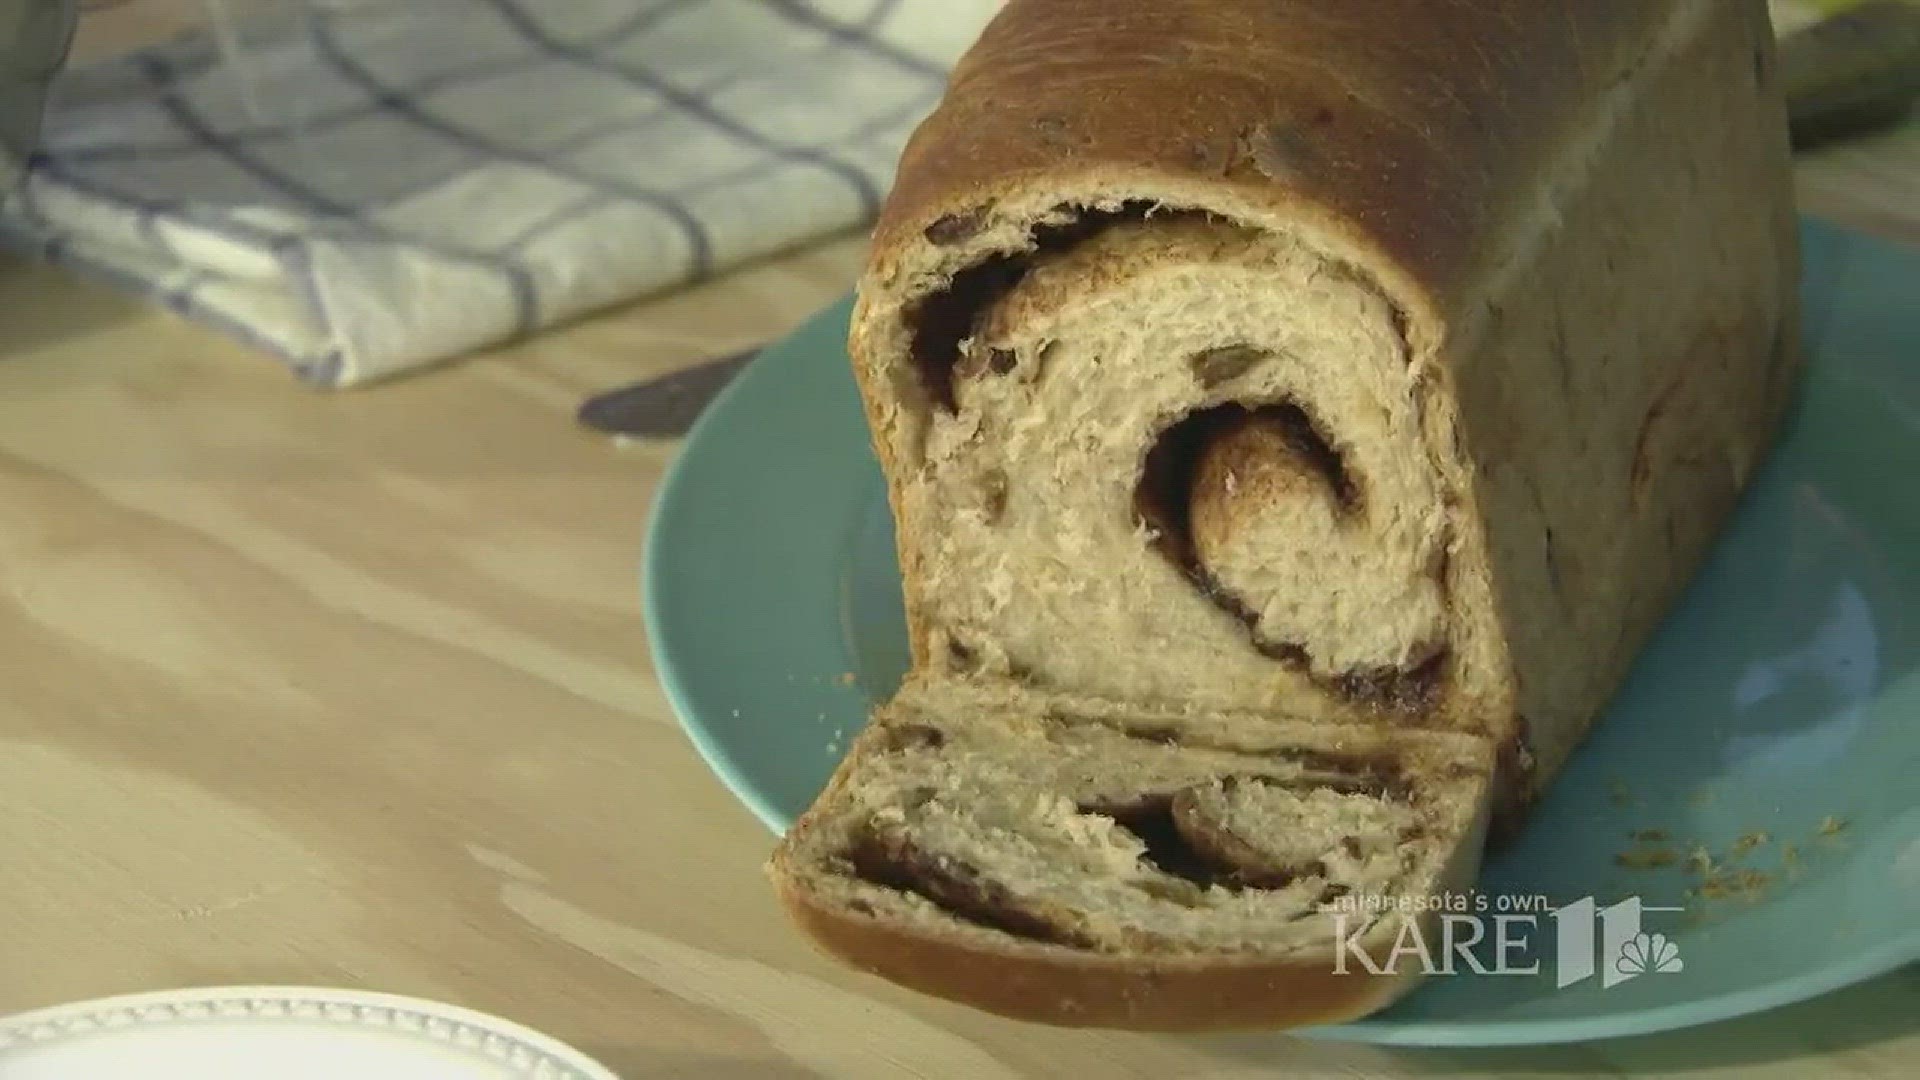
[0,0,967,386]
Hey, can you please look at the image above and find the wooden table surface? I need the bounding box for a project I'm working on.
[2,5,1917,1079]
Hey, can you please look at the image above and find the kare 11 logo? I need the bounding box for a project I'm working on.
[1328,893,1687,988]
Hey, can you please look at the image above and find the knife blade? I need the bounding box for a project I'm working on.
[575,348,760,439]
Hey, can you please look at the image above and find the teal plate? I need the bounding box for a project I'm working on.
[644,219,1920,1046]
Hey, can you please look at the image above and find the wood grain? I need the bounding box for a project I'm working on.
[1,2,1915,1076]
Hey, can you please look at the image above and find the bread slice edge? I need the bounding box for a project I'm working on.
[764,678,1498,1032]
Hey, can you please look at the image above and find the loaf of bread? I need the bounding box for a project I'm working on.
[768,0,1801,1030]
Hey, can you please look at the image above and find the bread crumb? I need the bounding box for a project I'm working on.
[1781,841,1802,879]
[1614,848,1679,870]
[1685,845,1714,876]
[839,672,857,686]
[1670,814,1854,915]
[1675,821,1846,921]
[1630,828,1670,842]
[1696,867,1772,902]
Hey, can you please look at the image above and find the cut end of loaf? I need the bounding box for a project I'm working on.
[767,679,1497,1031]
[851,187,1504,736]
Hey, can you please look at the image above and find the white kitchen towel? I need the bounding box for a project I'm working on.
[0,0,998,387]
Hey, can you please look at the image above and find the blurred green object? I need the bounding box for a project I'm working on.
[0,0,75,197]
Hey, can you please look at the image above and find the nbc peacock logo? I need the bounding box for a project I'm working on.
[1618,932,1685,976]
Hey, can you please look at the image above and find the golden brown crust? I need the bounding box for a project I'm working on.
[871,0,1674,313]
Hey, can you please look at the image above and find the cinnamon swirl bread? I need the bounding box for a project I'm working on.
[768,0,1800,1030]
